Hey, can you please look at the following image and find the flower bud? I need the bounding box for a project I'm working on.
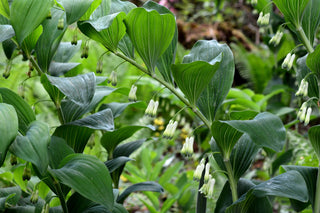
[41,204,49,213]
[145,99,155,116]
[206,178,216,199]
[204,163,211,183]
[30,189,39,204]
[22,167,31,181]
[96,59,103,74]
[10,155,17,166]
[163,120,178,139]
[57,18,64,30]
[257,12,270,26]
[71,32,78,45]
[46,10,52,19]
[128,85,137,101]
[193,160,205,181]
[181,136,194,158]
[108,71,117,86]
[295,79,308,97]
[304,107,312,126]
[282,53,292,70]
[251,0,257,6]
[152,101,159,117]
[269,31,283,46]
[297,102,308,122]
[81,43,89,59]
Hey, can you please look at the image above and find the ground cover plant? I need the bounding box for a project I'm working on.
[0,0,320,212]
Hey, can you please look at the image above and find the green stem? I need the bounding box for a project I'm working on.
[55,103,65,124]
[314,164,320,213]
[29,56,43,76]
[50,175,68,213]
[112,51,212,129]
[225,159,238,202]
[296,26,314,53]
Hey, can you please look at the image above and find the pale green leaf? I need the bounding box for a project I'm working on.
[0,25,14,42]
[57,0,94,25]
[301,0,320,46]
[308,125,320,159]
[91,0,111,20]
[0,0,10,19]
[80,0,102,21]
[307,45,320,76]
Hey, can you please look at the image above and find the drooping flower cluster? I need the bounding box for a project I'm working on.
[194,160,216,199]
[269,30,284,46]
[295,79,308,97]
[282,53,296,70]
[257,12,270,26]
[297,102,312,126]
[199,177,216,199]
[163,120,178,139]
[181,136,194,158]
[145,99,159,117]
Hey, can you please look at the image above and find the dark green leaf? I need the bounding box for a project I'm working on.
[67,192,110,213]
[211,121,243,158]
[105,156,132,173]
[0,25,14,42]
[307,45,320,75]
[57,0,94,25]
[78,12,126,51]
[41,74,65,104]
[308,125,320,159]
[10,121,50,175]
[2,39,17,59]
[296,54,319,99]
[10,0,53,45]
[53,41,82,63]
[172,60,221,106]
[271,149,294,175]
[117,182,163,204]
[113,139,145,158]
[101,125,154,154]
[0,103,18,167]
[35,8,67,72]
[124,7,176,72]
[183,40,235,122]
[219,112,286,152]
[0,186,22,208]
[0,88,36,135]
[51,154,114,210]
[48,136,74,169]
[100,102,145,118]
[49,62,80,76]
[229,111,259,120]
[301,0,320,46]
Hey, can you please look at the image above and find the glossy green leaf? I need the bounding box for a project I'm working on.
[10,121,50,175]
[41,74,65,104]
[51,154,114,210]
[307,45,320,76]
[100,102,145,118]
[49,62,80,77]
[301,0,320,46]
[0,25,14,42]
[105,156,132,173]
[124,7,176,72]
[48,136,74,169]
[113,139,145,158]
[117,182,163,204]
[143,0,178,84]
[211,121,243,158]
[67,192,110,213]
[282,165,318,210]
[53,41,82,63]
[0,103,18,167]
[78,12,126,51]
[101,125,154,154]
[61,86,116,122]
[183,40,235,122]
[21,25,43,55]
[0,88,36,135]
[80,0,102,20]
[91,0,111,20]
[219,112,286,152]
[57,0,94,25]
[172,60,221,106]
[46,73,96,106]
[308,125,320,159]
[229,111,259,120]
[273,0,309,29]
[10,0,53,45]
[2,39,17,60]
[296,54,319,99]
[35,8,67,72]
[0,0,10,19]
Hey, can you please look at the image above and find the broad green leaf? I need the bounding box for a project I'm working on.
[51,154,114,210]
[273,0,309,29]
[105,156,132,173]
[282,165,318,210]
[0,88,36,135]
[0,103,18,166]
[0,25,14,42]
[10,121,50,175]
[307,45,320,76]
[229,111,259,120]
[80,0,102,20]
[227,171,308,212]
[100,102,145,118]
[211,121,243,158]
[301,0,320,46]
[10,0,53,45]
[101,125,154,154]
[143,0,178,84]
[113,139,145,158]
[49,62,80,76]
[35,8,66,72]
[2,39,17,60]
[91,0,111,19]
[21,25,43,55]
[67,192,110,213]
[308,125,320,159]
[46,73,96,106]
[0,187,22,208]
[124,7,176,72]
[57,0,94,25]
[53,41,82,63]
[41,74,65,105]
[61,86,116,122]
[183,40,235,122]
[219,112,286,152]
[78,12,126,52]
[0,0,9,19]
[271,149,293,175]
[117,182,163,204]
[48,136,74,169]
[296,54,319,99]
[118,34,135,59]
[172,60,221,106]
